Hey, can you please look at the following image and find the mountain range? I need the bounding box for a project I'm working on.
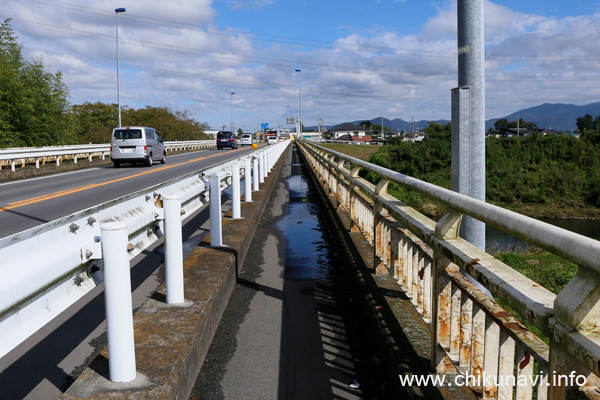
[315,102,600,132]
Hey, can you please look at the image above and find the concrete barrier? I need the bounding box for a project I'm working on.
[60,146,289,400]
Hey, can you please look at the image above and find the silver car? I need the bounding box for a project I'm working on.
[111,126,166,168]
[240,133,253,146]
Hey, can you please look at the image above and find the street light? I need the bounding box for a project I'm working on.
[295,69,302,137]
[230,92,235,133]
[115,7,126,127]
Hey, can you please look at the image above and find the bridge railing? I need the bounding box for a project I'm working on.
[298,140,600,399]
[0,141,289,360]
[0,140,215,171]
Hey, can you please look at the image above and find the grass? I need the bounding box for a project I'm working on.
[490,247,578,295]
[317,143,382,161]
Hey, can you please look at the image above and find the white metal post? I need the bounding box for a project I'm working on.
[244,158,252,202]
[253,156,259,191]
[163,195,184,304]
[101,222,136,382]
[268,148,273,172]
[209,174,223,247]
[259,152,265,183]
[231,164,241,219]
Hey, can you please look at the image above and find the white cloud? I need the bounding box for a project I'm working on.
[2,0,599,129]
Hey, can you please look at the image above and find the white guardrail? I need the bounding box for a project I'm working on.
[0,140,215,171]
[0,140,290,360]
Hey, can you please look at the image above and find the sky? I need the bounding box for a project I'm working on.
[2,0,600,131]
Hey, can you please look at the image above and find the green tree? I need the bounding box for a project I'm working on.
[494,118,509,129]
[0,19,75,148]
[71,102,118,143]
[576,114,594,133]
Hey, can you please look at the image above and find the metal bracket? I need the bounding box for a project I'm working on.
[81,241,102,261]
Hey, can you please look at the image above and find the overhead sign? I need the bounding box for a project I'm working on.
[286,117,295,125]
[261,123,269,130]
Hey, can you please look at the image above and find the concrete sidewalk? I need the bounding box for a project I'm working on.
[190,142,377,399]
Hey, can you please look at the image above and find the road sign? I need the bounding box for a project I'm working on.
[261,123,269,130]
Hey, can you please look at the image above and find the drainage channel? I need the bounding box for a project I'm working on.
[191,144,388,399]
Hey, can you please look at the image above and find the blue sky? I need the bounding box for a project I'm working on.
[2,0,600,131]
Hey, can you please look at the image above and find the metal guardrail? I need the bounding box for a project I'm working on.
[0,140,215,171]
[297,140,600,399]
[0,141,290,359]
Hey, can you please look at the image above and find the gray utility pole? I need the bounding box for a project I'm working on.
[451,0,486,249]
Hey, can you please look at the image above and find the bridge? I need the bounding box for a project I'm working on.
[1,139,599,399]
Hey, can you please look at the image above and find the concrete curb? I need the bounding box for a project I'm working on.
[61,146,290,400]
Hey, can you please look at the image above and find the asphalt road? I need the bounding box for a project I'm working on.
[0,146,260,239]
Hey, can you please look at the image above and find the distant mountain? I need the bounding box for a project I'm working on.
[307,102,600,133]
[485,102,600,131]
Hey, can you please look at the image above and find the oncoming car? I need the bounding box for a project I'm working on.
[110,126,166,168]
[267,136,278,145]
[216,131,238,149]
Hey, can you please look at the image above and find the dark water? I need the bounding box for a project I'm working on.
[276,173,334,281]
[486,219,600,251]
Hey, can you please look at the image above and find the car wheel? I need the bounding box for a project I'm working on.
[145,154,153,167]
[113,161,121,168]
[161,153,166,164]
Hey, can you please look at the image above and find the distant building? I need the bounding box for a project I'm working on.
[329,123,367,139]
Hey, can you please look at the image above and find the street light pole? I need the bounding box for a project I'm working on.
[115,8,126,127]
[230,92,235,133]
[295,69,302,137]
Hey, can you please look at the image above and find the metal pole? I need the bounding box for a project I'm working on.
[115,8,126,127]
[230,92,235,133]
[231,164,241,218]
[209,175,222,247]
[295,69,302,137]
[455,0,485,250]
[163,195,184,304]
[244,158,252,202]
[101,222,136,382]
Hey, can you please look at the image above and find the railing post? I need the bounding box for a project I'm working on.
[231,164,241,219]
[163,195,184,304]
[259,151,265,183]
[100,222,136,382]
[244,158,252,202]
[209,174,223,247]
[253,155,259,191]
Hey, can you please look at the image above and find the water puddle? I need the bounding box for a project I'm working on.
[276,174,332,281]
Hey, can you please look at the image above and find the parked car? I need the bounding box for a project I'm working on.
[240,133,253,146]
[267,136,278,145]
[216,131,238,149]
[110,126,166,168]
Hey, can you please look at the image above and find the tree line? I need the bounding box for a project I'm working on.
[0,19,209,149]
[366,122,600,218]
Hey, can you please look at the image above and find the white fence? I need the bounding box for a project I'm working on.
[0,140,215,171]
[0,141,290,360]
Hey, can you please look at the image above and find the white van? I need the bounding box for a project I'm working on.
[110,126,166,168]
[240,133,253,146]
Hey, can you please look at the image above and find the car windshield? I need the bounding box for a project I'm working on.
[114,129,142,139]
[217,132,232,139]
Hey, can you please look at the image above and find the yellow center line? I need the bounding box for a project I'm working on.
[0,149,243,212]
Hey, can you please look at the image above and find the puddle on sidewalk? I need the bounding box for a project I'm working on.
[276,174,332,281]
